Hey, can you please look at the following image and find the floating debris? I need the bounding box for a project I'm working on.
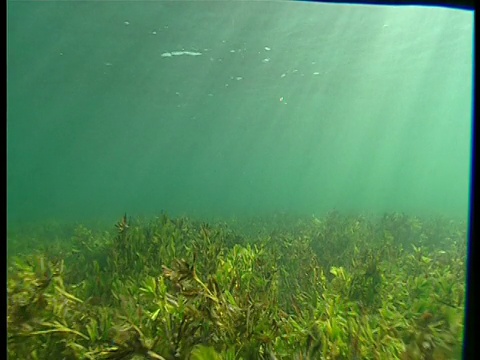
[161,51,202,57]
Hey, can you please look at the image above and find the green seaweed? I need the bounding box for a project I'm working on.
[7,212,467,359]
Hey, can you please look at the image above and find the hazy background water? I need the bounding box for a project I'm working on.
[7,1,473,225]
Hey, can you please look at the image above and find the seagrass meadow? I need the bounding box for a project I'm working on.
[7,212,467,360]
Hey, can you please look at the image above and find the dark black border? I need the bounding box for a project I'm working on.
[463,28,476,360]
[299,0,475,11]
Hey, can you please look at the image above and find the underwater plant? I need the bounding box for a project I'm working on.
[7,212,466,359]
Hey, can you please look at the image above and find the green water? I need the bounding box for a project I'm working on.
[7,1,473,224]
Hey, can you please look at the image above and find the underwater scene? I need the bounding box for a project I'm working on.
[7,1,473,360]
